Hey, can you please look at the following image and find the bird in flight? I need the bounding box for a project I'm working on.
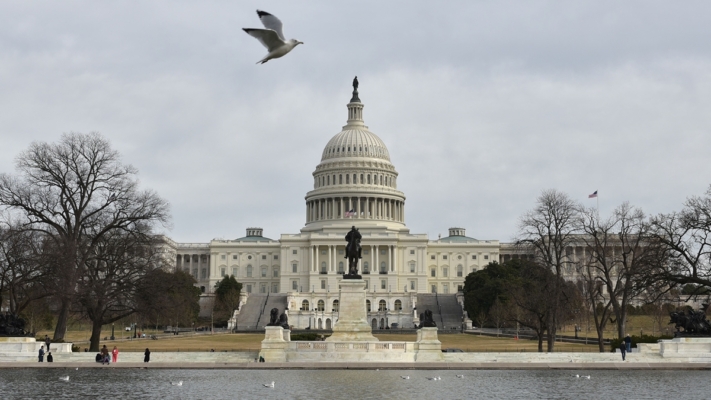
[243,10,303,64]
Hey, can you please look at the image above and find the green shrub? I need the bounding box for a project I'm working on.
[71,345,81,353]
[290,333,331,341]
[609,334,673,352]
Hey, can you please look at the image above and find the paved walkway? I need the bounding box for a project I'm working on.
[1,361,710,370]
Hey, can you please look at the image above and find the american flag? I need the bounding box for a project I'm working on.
[588,190,598,199]
[345,209,355,217]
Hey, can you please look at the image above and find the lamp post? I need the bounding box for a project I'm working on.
[111,323,115,341]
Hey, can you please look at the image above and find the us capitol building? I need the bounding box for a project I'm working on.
[163,81,526,330]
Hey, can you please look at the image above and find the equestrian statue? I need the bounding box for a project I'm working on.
[344,226,362,279]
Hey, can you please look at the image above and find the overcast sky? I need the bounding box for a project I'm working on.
[1,1,710,243]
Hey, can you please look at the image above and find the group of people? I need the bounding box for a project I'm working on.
[618,334,633,361]
[96,345,120,364]
[38,335,53,362]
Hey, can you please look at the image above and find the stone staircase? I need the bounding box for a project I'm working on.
[233,293,288,331]
[416,293,463,330]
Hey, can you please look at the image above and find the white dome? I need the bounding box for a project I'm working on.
[321,129,391,162]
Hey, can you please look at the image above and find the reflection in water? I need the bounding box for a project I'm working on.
[1,369,710,400]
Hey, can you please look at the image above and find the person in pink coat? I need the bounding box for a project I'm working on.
[112,346,119,363]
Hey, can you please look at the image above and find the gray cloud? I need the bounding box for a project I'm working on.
[1,1,710,243]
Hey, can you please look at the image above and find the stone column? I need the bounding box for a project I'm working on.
[375,245,379,274]
[328,245,332,272]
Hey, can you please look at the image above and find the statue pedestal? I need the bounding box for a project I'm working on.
[260,326,287,362]
[415,327,444,361]
[326,279,378,342]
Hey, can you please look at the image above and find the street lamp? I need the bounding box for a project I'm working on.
[111,323,115,341]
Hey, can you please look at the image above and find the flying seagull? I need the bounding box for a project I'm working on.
[243,10,303,64]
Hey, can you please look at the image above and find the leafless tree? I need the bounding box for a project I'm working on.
[517,189,580,351]
[650,185,711,290]
[0,132,170,340]
[0,221,50,316]
[577,202,667,342]
[489,298,506,337]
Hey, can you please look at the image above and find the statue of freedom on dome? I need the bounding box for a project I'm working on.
[353,76,358,91]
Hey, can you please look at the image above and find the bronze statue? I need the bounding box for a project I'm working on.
[0,312,30,337]
[267,308,280,326]
[669,305,711,336]
[418,309,437,328]
[344,226,362,278]
[279,312,289,330]
[350,76,360,102]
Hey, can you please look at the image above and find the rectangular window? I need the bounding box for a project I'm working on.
[221,255,226,260]
[431,255,435,260]
[381,280,386,289]
[410,280,416,290]
[410,263,415,273]
[261,268,267,277]
[321,250,326,255]
[274,255,278,260]
[431,269,436,277]
[262,255,267,260]
[272,283,278,293]
[233,255,238,260]
[232,268,237,276]
[273,269,279,277]
[380,249,386,255]
[363,250,369,255]
[321,280,326,289]
[260,284,266,293]
[410,249,415,255]
[220,268,226,277]
[246,284,252,293]
[458,285,463,292]
[484,255,489,260]
[457,269,463,277]
[292,249,298,255]
[338,249,344,255]
[201,268,207,279]
[443,268,448,277]
[443,283,449,294]
[443,255,447,260]
[431,285,436,293]
[292,280,298,290]
[365,280,369,289]
[292,263,298,273]
[472,255,477,260]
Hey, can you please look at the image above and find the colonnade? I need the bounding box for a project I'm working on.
[308,244,398,274]
[306,196,405,223]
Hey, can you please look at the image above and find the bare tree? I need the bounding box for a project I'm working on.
[0,132,170,340]
[650,185,711,290]
[517,189,579,351]
[577,202,666,342]
[489,298,506,337]
[0,221,50,316]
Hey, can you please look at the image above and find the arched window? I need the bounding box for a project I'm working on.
[339,174,342,184]
[320,262,327,274]
[261,267,267,277]
[353,174,356,184]
[273,267,279,277]
[443,267,448,277]
[333,300,339,312]
[380,262,387,273]
[232,266,238,276]
[378,300,386,311]
[380,175,383,185]
[333,175,335,185]
[366,300,371,312]
[346,174,350,184]
[367,174,371,184]
[327,176,330,185]
[457,265,463,277]
[246,265,253,277]
[301,300,309,311]
[317,300,325,311]
[360,174,364,184]
[394,300,402,311]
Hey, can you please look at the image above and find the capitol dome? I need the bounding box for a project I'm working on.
[303,79,406,230]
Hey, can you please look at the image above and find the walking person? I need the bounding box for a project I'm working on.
[112,346,119,363]
[624,334,632,353]
[619,342,627,361]
[44,335,51,352]
[144,348,150,363]
[38,345,45,362]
